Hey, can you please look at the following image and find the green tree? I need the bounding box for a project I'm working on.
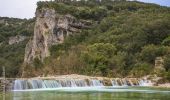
[82,43,116,76]
[140,45,169,63]
[164,55,170,71]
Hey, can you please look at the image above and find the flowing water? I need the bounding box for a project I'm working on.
[1,79,169,100]
[13,78,152,90]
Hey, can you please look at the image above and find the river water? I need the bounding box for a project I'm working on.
[1,86,170,100]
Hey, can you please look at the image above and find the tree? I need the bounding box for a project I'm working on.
[162,36,170,46]
[140,45,169,63]
[82,43,116,76]
[164,55,170,71]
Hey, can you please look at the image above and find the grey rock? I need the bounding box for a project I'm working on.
[8,35,27,45]
[24,8,91,64]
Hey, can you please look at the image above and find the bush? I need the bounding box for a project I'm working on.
[140,45,170,63]
[162,36,170,46]
[164,55,170,71]
[33,58,44,70]
[81,43,116,76]
[165,71,170,81]
[130,62,152,77]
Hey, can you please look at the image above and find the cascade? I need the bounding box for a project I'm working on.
[70,80,77,87]
[111,79,152,87]
[111,79,119,86]
[13,78,153,90]
[122,79,128,86]
[13,79,90,90]
[74,79,88,87]
[27,80,43,89]
[43,80,62,88]
[14,80,28,90]
[138,79,153,86]
[89,79,104,86]
[128,80,134,86]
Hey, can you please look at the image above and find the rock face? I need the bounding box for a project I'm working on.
[155,57,164,69]
[154,57,165,74]
[8,35,27,45]
[24,8,90,64]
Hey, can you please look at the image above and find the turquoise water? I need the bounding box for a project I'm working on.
[2,86,170,100]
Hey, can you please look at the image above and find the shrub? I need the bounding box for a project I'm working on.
[164,55,170,71]
[130,62,152,77]
[140,45,170,63]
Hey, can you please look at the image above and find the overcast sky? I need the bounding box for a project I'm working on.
[0,0,170,19]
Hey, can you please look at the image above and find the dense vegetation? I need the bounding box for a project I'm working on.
[0,17,34,77]
[1,0,170,80]
[32,0,170,79]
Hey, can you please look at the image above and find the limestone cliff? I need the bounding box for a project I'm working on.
[24,8,90,64]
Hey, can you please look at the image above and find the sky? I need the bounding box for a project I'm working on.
[0,0,170,19]
[137,0,170,7]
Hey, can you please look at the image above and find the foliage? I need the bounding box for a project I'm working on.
[162,36,170,46]
[40,0,170,77]
[130,62,153,77]
[139,45,170,63]
[81,43,116,76]
[0,40,29,77]
[165,71,170,81]
[0,17,34,42]
[164,55,170,71]
[0,17,34,77]
[2,0,170,78]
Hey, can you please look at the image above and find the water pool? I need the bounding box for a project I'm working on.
[2,86,170,100]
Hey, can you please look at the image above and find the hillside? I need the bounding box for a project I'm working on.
[1,0,170,82]
[0,17,34,77]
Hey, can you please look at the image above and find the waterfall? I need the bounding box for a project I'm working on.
[13,79,89,90]
[14,80,28,90]
[13,78,153,90]
[138,79,152,86]
[59,79,88,87]
[59,80,77,87]
[73,79,88,87]
[111,79,128,86]
[111,79,119,86]
[111,79,152,87]
[128,80,134,86]
[27,80,44,89]
[89,79,104,86]
[43,80,62,88]
[122,79,128,86]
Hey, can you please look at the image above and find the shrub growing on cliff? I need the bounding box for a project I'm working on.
[33,58,44,70]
